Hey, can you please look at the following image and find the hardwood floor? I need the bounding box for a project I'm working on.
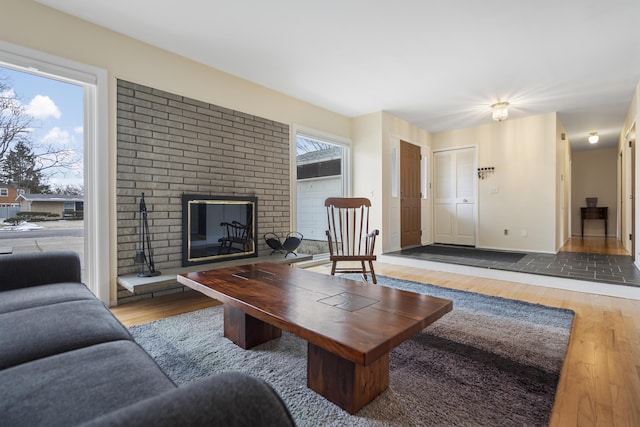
[111,240,640,427]
[559,236,630,256]
[112,290,220,326]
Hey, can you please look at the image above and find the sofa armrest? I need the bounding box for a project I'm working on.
[80,372,296,427]
[0,251,82,292]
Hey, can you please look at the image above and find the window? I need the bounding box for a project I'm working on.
[0,189,8,197]
[294,128,351,250]
[0,41,109,304]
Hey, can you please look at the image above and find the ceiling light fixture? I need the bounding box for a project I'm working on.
[588,132,599,144]
[491,102,510,122]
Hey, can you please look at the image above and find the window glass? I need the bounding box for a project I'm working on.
[295,132,350,254]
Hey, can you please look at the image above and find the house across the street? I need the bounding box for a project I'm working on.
[16,194,84,219]
[0,184,26,219]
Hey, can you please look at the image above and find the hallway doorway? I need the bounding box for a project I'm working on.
[559,236,629,256]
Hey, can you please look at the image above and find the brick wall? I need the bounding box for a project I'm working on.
[116,80,290,277]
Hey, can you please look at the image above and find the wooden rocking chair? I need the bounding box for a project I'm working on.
[218,221,252,254]
[325,197,379,284]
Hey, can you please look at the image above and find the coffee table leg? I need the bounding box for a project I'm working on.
[223,305,282,349]
[307,342,389,414]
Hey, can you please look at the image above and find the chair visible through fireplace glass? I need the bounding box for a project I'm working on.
[218,221,253,254]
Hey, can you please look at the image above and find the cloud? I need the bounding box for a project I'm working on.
[73,126,83,134]
[41,127,70,145]
[25,95,61,120]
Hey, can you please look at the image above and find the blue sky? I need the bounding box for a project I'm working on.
[0,66,83,189]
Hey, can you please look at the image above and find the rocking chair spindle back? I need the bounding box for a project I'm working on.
[325,197,379,283]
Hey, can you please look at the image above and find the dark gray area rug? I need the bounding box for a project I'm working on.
[399,244,528,263]
[129,276,574,426]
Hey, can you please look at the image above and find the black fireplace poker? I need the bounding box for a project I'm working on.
[134,192,161,277]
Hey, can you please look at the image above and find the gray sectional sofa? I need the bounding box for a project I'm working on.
[0,251,295,426]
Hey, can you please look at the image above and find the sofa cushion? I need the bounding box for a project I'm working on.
[0,340,176,427]
[0,282,96,314]
[81,372,296,427]
[0,300,133,369]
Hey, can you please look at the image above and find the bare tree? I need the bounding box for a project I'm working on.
[52,183,84,195]
[0,78,32,160]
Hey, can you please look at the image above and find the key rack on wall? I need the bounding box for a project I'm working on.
[478,167,495,180]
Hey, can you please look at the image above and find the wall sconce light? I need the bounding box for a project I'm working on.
[588,132,599,144]
[491,102,510,122]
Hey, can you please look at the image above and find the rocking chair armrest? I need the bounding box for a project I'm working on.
[365,229,379,255]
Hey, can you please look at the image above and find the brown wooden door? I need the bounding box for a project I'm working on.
[400,140,421,247]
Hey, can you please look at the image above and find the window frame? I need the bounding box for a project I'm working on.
[0,41,110,304]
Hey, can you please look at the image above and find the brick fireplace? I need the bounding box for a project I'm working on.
[116,80,290,287]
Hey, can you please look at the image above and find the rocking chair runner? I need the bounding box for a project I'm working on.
[325,197,379,284]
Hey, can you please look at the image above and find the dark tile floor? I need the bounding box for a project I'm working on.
[387,247,640,288]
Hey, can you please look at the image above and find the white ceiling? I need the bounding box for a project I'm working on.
[37,0,640,151]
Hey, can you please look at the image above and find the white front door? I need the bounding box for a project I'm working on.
[433,147,476,246]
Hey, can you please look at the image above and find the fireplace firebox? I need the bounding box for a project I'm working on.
[182,194,258,266]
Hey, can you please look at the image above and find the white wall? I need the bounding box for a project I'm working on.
[351,112,384,250]
[571,149,617,237]
[432,113,558,253]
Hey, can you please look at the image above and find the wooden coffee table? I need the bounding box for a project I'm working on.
[177,263,452,414]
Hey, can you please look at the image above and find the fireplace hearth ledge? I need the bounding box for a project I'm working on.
[117,253,312,295]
